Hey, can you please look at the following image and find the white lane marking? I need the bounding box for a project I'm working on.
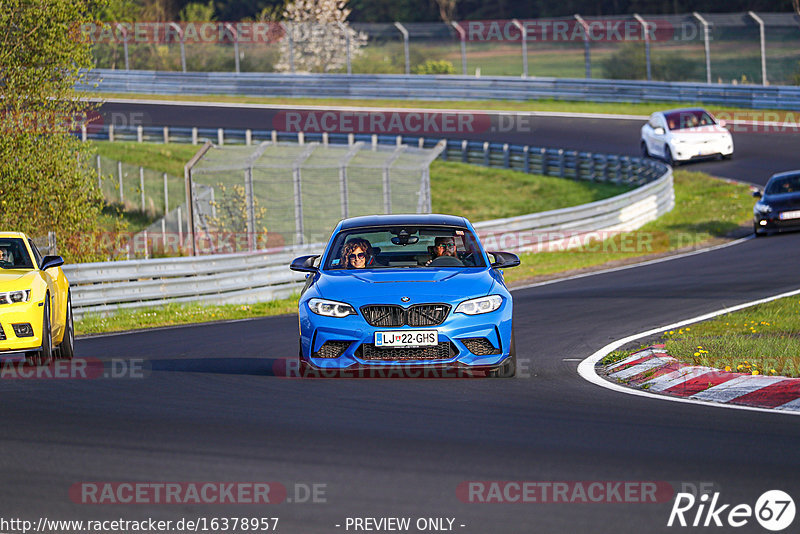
[605,350,653,370]
[644,366,717,392]
[577,286,800,416]
[690,375,786,403]
[776,398,800,412]
[511,236,752,293]
[609,356,675,380]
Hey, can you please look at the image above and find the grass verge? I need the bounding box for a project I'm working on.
[503,169,754,283]
[662,296,800,378]
[94,92,783,118]
[76,297,299,336]
[602,296,800,378]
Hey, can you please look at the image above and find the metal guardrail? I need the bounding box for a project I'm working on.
[68,129,671,317]
[83,69,800,110]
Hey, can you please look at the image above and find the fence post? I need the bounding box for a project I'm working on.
[137,125,143,143]
[748,11,767,85]
[283,22,295,74]
[81,124,87,142]
[461,139,468,163]
[169,23,186,72]
[394,22,410,75]
[163,126,169,144]
[451,22,468,75]
[108,124,114,142]
[574,15,591,78]
[483,142,490,166]
[192,127,198,145]
[633,14,651,81]
[512,19,528,77]
[96,155,102,189]
[298,131,305,145]
[117,161,124,203]
[337,21,352,74]
[217,128,224,146]
[139,166,145,212]
[693,12,712,84]
[163,172,169,214]
[225,23,240,74]
[117,23,130,70]
[244,168,255,251]
[558,148,565,177]
[502,143,510,168]
[184,141,213,256]
[245,129,252,146]
[523,145,530,173]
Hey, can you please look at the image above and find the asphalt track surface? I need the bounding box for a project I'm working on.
[2,101,800,533]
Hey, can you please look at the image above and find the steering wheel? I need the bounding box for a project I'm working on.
[427,255,464,267]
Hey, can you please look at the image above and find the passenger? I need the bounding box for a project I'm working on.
[341,237,372,269]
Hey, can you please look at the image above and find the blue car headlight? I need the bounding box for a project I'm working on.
[0,290,31,305]
[308,298,356,318]
[455,295,503,315]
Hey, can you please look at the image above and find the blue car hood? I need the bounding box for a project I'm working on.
[315,268,495,306]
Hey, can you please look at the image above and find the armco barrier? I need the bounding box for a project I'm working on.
[82,69,800,110]
[66,142,671,318]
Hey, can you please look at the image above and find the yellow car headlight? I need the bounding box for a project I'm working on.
[0,290,31,305]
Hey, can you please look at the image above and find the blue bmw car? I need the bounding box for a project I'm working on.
[289,214,520,377]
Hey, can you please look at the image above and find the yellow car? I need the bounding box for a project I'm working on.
[0,232,73,365]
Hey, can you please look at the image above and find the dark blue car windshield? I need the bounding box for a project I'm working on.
[325,226,486,270]
[765,174,800,195]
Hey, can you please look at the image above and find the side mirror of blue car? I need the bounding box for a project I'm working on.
[489,251,520,269]
[290,255,320,273]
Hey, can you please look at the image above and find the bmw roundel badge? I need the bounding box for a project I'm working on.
[401,296,411,302]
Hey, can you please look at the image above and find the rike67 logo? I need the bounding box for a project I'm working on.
[668,490,795,531]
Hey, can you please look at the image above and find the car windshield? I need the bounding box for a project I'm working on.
[765,174,800,195]
[0,238,35,269]
[324,226,487,269]
[664,110,716,130]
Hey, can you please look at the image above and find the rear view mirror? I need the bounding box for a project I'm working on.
[653,127,665,136]
[752,190,762,198]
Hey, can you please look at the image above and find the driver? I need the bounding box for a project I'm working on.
[426,236,459,266]
[0,247,11,264]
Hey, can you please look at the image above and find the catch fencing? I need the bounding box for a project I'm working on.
[83,12,800,85]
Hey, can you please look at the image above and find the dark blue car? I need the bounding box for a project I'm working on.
[753,170,800,236]
[290,214,520,377]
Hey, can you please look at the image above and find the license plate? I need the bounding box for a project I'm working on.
[780,210,800,220]
[375,330,438,348]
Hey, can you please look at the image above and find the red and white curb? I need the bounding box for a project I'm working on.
[578,287,800,416]
[604,345,800,412]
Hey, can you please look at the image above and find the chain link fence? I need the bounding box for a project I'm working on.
[86,12,800,85]
[185,140,444,254]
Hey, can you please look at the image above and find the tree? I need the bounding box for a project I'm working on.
[433,0,457,23]
[0,0,111,261]
[275,0,367,73]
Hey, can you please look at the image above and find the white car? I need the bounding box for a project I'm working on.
[640,108,734,165]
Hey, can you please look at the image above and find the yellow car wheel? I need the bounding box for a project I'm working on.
[25,299,53,367]
[58,294,75,360]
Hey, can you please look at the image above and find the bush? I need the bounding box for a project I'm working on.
[413,59,456,75]
[602,43,699,82]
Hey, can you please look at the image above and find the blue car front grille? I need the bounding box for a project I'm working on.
[360,304,450,327]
